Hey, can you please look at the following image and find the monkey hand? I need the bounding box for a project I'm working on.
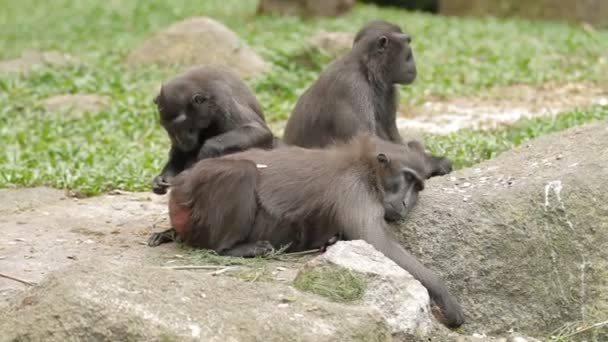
[434,156,453,176]
[197,139,224,160]
[152,175,172,195]
[433,291,465,328]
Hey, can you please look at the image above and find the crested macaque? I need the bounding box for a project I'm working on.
[152,65,275,195]
[152,135,464,328]
[283,20,417,148]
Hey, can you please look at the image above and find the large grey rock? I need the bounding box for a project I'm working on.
[127,17,270,79]
[0,50,78,75]
[302,240,435,338]
[0,261,391,341]
[394,120,608,337]
[258,0,356,17]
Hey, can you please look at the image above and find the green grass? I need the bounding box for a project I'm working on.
[1,0,607,194]
[294,266,367,303]
[425,105,608,170]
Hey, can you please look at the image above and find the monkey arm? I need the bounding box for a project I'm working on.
[198,121,273,160]
[345,215,465,328]
[386,121,405,144]
[152,147,190,195]
[161,147,189,176]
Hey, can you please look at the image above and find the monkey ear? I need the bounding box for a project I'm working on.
[192,93,207,105]
[377,153,390,164]
[378,36,388,50]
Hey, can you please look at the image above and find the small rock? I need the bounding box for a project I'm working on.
[41,94,110,117]
[127,17,269,79]
[301,240,434,336]
[0,50,79,75]
[305,30,354,60]
[257,0,355,17]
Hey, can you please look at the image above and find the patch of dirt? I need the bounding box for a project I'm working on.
[397,82,608,134]
[41,94,110,117]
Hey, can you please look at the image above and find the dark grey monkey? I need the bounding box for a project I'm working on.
[152,64,275,195]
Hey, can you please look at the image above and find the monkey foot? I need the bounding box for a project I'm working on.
[221,241,275,258]
[147,228,178,247]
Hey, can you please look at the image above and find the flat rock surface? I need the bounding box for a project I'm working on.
[1,261,391,341]
[0,188,170,307]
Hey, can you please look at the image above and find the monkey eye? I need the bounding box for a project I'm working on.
[377,153,390,164]
[378,35,388,49]
[404,172,414,182]
[192,94,207,105]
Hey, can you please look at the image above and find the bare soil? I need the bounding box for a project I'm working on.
[397,82,608,134]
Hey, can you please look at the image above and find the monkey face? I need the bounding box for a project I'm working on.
[387,31,417,85]
[155,89,213,152]
[354,20,417,85]
[376,153,425,222]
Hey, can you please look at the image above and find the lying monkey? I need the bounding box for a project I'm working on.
[150,135,464,328]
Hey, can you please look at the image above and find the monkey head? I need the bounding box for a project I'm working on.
[154,77,226,152]
[374,145,425,223]
[353,20,417,85]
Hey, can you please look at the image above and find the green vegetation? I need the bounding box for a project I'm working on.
[426,105,608,169]
[294,266,366,303]
[1,0,607,194]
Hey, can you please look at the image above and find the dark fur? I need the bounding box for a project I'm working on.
[283,20,416,148]
[156,135,465,328]
[152,65,275,195]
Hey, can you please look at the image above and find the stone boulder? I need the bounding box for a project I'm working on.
[126,17,270,79]
[307,30,354,59]
[0,50,79,75]
[299,240,436,339]
[258,0,356,17]
[394,120,608,338]
[41,94,110,117]
[0,260,391,341]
